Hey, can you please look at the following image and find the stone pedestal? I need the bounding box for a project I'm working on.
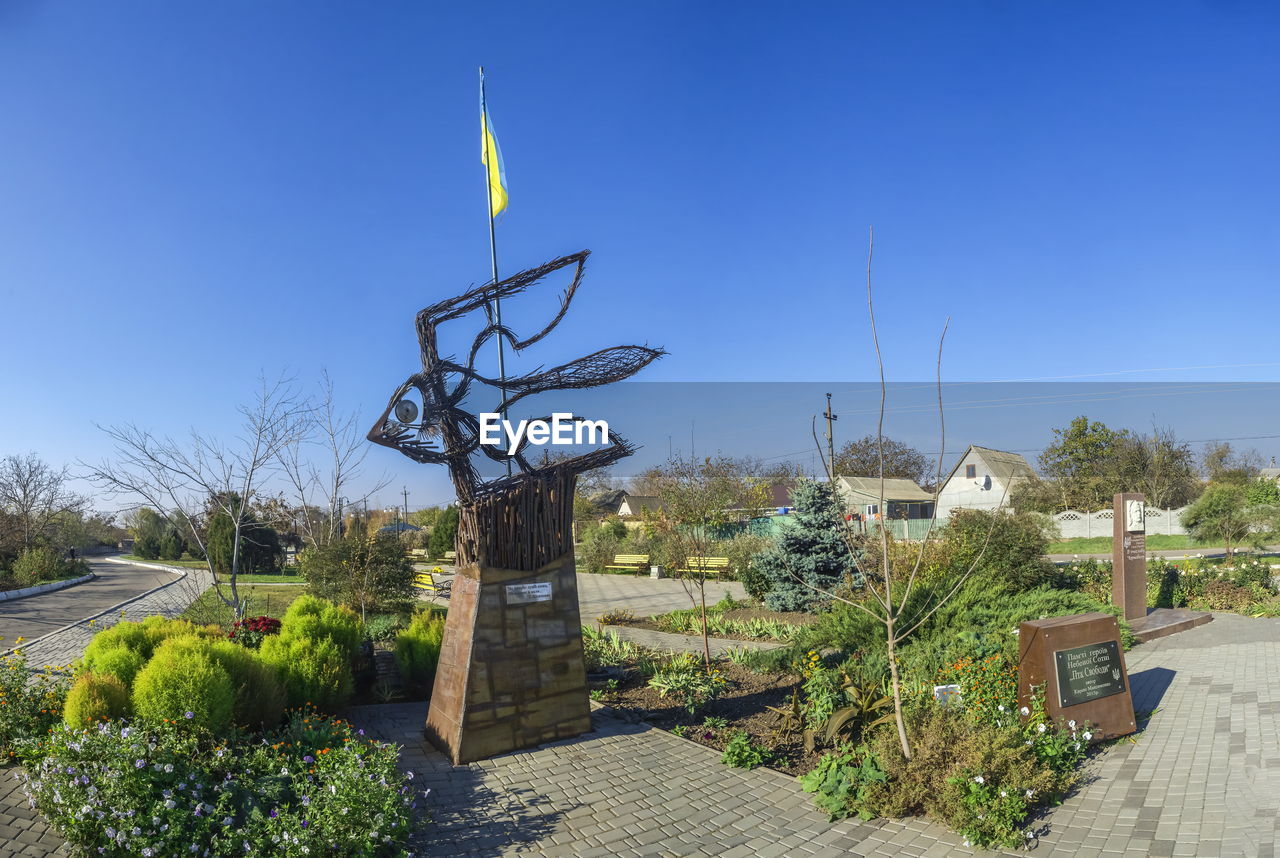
[1112,492,1147,621]
[425,551,591,765]
[1017,612,1135,741]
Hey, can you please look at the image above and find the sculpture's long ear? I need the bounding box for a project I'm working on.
[511,252,586,351]
[414,250,590,356]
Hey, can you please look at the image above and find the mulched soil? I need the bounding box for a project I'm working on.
[605,607,816,643]
[590,661,822,776]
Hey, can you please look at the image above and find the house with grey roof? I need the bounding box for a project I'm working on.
[935,445,1035,519]
[835,476,935,521]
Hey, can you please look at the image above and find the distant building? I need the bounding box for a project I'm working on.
[835,476,935,520]
[617,494,666,518]
[935,445,1035,519]
[1261,467,1280,484]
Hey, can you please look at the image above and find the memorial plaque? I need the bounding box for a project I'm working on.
[1053,640,1126,708]
[1017,612,1135,741]
[505,581,553,605]
[1112,492,1147,621]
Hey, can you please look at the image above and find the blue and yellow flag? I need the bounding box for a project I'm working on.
[481,108,508,217]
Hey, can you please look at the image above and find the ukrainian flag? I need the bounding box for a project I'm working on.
[481,107,508,217]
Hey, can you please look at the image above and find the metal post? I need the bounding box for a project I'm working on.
[480,67,512,477]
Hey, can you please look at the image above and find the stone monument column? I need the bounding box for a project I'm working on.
[1112,492,1146,621]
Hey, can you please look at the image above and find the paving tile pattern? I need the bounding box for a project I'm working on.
[348,612,1280,857]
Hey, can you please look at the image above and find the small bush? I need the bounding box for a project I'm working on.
[720,729,771,769]
[131,648,235,732]
[258,633,353,711]
[86,646,146,688]
[647,654,730,716]
[11,546,63,588]
[63,673,131,728]
[581,625,642,671]
[204,640,286,728]
[394,610,446,694]
[365,612,406,642]
[0,655,67,758]
[597,607,635,625]
[280,596,364,659]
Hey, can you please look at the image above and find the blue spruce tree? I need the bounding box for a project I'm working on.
[754,478,859,612]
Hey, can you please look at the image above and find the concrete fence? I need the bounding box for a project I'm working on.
[1050,507,1188,539]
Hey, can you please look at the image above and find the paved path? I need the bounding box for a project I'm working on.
[576,572,745,623]
[1048,545,1280,562]
[0,559,175,649]
[345,612,1280,857]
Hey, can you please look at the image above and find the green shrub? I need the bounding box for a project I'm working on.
[280,596,365,658]
[394,610,446,694]
[11,546,62,588]
[258,633,353,711]
[131,648,235,732]
[581,625,642,671]
[63,672,131,728]
[943,508,1055,591]
[86,646,146,688]
[204,640,286,728]
[799,748,887,821]
[861,705,1077,849]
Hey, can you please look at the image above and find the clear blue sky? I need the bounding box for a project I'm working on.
[2,1,1278,509]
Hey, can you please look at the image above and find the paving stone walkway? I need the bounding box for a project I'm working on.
[346,612,1280,858]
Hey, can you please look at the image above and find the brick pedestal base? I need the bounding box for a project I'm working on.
[424,551,590,764]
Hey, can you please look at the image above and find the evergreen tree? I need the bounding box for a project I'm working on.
[427,505,460,559]
[753,478,859,612]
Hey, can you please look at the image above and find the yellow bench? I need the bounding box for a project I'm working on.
[413,571,451,599]
[443,550,457,563]
[605,554,650,572]
[675,557,730,576]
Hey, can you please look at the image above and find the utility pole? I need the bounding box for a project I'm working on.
[402,486,410,524]
[823,392,838,482]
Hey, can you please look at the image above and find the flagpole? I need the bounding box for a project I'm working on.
[480,66,512,476]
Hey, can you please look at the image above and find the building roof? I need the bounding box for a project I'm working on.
[378,521,421,533]
[836,476,934,503]
[942,445,1036,488]
[587,489,628,515]
[620,494,666,515]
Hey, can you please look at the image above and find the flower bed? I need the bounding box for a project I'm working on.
[18,708,415,857]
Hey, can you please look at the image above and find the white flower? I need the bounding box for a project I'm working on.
[997,705,1006,712]
[1083,731,1093,741]
[1037,723,1047,733]
[1072,742,1081,751]
[973,775,985,784]
[1020,706,1030,716]
[1025,789,1035,799]
[1067,720,1077,729]
[1000,790,1008,797]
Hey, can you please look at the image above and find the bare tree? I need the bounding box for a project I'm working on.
[0,453,87,551]
[646,455,769,668]
[785,228,1003,762]
[280,372,389,549]
[88,376,311,619]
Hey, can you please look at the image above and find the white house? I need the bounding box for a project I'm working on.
[935,446,1035,519]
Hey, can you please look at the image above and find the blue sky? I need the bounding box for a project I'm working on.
[2,1,1278,510]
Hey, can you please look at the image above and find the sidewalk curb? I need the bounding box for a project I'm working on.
[1,559,194,660]
[0,573,96,603]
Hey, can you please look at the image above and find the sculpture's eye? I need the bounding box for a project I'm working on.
[394,398,419,424]
[391,389,422,427]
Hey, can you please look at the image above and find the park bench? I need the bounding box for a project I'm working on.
[412,570,451,600]
[675,556,730,577]
[442,550,457,563]
[605,554,650,573]
[409,548,428,559]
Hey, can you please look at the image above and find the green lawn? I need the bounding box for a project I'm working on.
[180,584,308,627]
[1047,534,1217,554]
